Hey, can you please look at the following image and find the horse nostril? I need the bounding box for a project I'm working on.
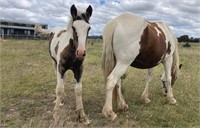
[76,50,86,57]
[83,51,86,57]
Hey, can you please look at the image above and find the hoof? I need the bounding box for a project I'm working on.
[141,94,151,104]
[76,109,91,125]
[59,102,64,106]
[167,97,177,105]
[53,100,64,106]
[143,98,151,104]
[78,115,91,125]
[117,102,129,112]
[102,108,117,121]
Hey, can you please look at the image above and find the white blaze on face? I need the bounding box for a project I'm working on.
[72,20,90,58]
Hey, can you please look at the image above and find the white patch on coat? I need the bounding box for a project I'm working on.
[156,22,176,57]
[154,27,161,37]
[112,13,147,65]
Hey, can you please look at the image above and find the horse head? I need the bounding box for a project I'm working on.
[70,4,93,60]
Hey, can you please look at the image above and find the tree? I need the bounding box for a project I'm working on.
[178,35,189,43]
[177,35,191,47]
[190,37,200,43]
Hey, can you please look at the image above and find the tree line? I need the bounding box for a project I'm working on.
[89,35,199,43]
[177,35,199,43]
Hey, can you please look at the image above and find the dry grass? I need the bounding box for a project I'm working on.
[0,39,199,127]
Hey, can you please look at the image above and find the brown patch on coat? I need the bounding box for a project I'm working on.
[57,30,67,37]
[55,41,59,55]
[49,32,55,55]
[49,32,55,46]
[131,22,167,69]
[58,39,83,79]
[167,41,171,54]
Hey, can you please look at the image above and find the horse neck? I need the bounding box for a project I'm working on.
[67,17,73,31]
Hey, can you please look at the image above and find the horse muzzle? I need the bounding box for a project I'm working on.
[76,48,86,60]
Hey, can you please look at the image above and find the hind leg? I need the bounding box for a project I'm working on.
[52,60,57,75]
[160,72,168,96]
[102,63,129,121]
[114,79,129,112]
[141,68,153,103]
[163,57,176,104]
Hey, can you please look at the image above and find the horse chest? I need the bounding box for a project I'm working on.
[59,44,83,70]
[60,55,83,70]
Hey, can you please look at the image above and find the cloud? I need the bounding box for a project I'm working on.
[0,0,199,37]
[0,0,32,9]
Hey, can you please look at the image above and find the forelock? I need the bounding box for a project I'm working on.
[73,11,89,23]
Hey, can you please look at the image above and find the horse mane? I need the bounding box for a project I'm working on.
[67,16,73,31]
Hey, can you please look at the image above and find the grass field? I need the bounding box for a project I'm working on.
[0,39,200,127]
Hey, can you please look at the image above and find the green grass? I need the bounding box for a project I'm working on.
[0,39,199,127]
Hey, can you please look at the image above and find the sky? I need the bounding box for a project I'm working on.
[0,0,199,37]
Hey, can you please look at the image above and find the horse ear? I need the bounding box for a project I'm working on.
[86,5,93,19]
[70,4,77,19]
[179,64,182,69]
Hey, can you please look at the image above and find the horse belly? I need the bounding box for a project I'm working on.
[130,54,162,69]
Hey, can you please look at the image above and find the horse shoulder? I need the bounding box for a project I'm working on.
[50,27,71,61]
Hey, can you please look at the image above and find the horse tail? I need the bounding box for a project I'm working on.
[34,24,51,36]
[171,35,180,85]
[102,21,118,109]
[102,21,116,83]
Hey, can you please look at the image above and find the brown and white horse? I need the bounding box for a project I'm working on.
[35,4,92,124]
[102,13,181,121]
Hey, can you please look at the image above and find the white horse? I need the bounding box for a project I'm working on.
[102,13,181,121]
[35,4,92,124]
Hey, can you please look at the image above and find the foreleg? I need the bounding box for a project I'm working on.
[73,65,90,124]
[163,58,176,104]
[53,62,66,120]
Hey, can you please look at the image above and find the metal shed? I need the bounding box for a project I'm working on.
[0,19,48,39]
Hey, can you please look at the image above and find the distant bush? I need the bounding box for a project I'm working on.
[183,42,191,47]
